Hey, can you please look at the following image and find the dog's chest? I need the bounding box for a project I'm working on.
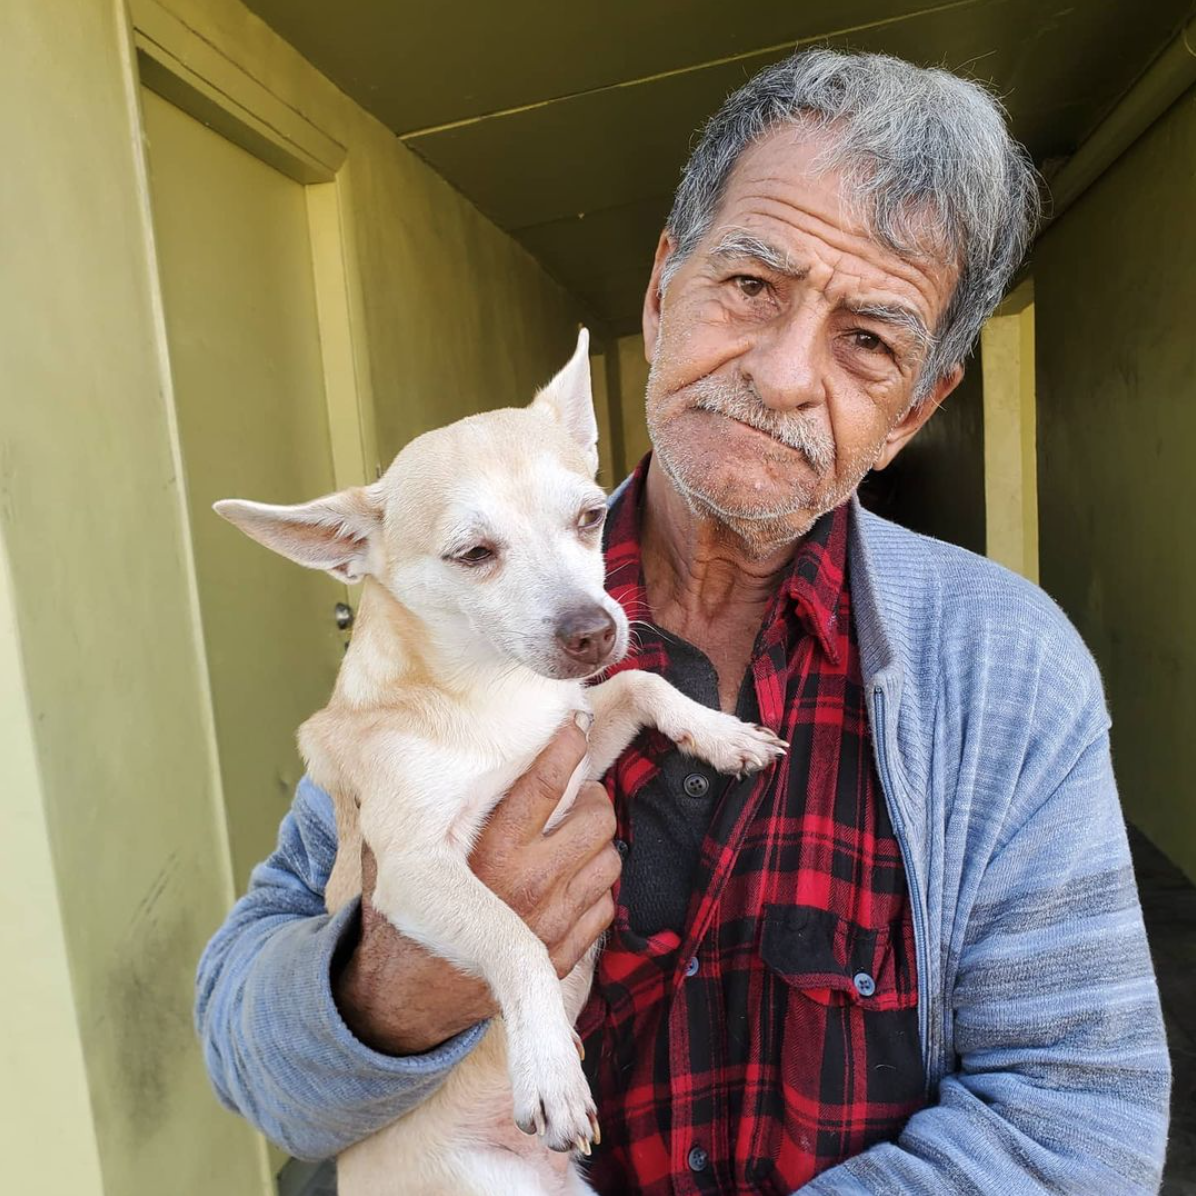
[442,685,587,852]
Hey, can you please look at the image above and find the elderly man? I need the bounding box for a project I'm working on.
[197,49,1170,1193]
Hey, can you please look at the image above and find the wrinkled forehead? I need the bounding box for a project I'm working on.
[709,131,952,285]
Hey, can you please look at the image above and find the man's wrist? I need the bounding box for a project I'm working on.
[333,951,425,1055]
[331,929,488,1056]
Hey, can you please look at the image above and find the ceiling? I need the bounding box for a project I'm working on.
[244,0,1194,333]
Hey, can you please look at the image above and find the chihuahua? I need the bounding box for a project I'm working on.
[215,329,786,1195]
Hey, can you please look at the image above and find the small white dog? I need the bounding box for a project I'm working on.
[216,329,786,1195]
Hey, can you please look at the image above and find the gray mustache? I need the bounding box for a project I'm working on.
[689,379,835,473]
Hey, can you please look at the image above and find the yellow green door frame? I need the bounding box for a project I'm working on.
[981,279,1039,583]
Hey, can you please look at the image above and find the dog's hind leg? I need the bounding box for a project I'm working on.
[585,669,786,778]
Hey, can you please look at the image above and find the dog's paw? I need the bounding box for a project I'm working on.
[510,1031,599,1155]
[664,708,787,776]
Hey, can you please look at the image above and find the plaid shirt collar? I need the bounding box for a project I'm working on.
[603,454,847,667]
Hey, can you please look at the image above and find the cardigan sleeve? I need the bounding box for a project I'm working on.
[194,777,487,1161]
[798,718,1170,1193]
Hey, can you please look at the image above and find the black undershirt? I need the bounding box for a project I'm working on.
[620,638,759,938]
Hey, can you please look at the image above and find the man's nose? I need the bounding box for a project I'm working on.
[743,308,828,413]
[555,607,617,666]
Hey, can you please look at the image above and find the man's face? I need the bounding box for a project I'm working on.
[643,125,963,551]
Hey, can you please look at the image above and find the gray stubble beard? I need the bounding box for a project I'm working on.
[644,362,885,557]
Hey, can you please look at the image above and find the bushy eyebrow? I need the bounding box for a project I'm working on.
[708,229,807,279]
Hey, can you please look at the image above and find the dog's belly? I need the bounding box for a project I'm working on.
[337,952,598,1196]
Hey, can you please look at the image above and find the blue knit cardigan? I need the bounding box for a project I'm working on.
[196,498,1171,1192]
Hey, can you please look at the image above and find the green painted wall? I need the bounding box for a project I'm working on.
[1035,86,1196,883]
[0,1,586,1192]
[0,537,105,1195]
[1,4,257,1191]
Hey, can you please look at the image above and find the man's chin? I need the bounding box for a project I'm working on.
[661,471,822,554]
[659,454,819,523]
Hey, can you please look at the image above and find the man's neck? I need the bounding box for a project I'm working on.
[640,458,799,636]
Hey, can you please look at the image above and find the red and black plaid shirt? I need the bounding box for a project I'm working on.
[578,459,924,1194]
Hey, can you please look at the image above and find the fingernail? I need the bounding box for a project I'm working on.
[573,710,594,735]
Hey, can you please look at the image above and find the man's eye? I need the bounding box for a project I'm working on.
[732,275,768,299]
[851,329,891,356]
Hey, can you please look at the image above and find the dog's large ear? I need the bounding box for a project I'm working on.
[214,486,382,583]
[531,327,599,476]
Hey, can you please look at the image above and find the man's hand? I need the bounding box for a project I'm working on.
[333,722,620,1055]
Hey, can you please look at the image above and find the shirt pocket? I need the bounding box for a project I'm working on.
[759,902,919,1012]
[742,904,923,1194]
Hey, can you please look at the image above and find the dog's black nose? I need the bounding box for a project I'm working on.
[556,607,617,667]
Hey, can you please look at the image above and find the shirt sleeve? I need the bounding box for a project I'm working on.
[798,714,1171,1192]
[194,776,488,1161]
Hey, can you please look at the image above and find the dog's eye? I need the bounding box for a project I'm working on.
[578,507,606,532]
[456,545,495,565]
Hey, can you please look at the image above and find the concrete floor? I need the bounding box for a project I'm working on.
[276,827,1195,1196]
[1129,826,1196,1195]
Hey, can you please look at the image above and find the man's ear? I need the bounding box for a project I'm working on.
[642,230,674,366]
[531,327,599,476]
[214,485,383,583]
[873,363,965,471]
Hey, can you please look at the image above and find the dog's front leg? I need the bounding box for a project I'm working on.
[361,811,598,1153]
[585,669,787,778]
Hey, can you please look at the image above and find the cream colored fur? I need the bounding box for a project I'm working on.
[215,330,786,1195]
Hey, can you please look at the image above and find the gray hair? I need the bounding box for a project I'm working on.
[661,49,1041,402]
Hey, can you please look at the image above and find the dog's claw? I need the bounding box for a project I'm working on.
[575,1136,592,1156]
[511,1033,599,1156]
[755,725,789,752]
[572,1028,585,1061]
[589,1112,602,1145]
[663,708,788,777]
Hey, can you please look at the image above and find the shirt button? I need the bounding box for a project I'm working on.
[853,971,876,997]
[613,837,628,858]
[682,773,710,798]
[684,956,700,978]
[688,1145,709,1172]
